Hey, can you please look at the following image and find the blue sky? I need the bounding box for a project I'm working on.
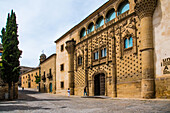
[0,0,108,67]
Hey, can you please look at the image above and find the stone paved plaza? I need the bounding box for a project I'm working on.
[0,88,170,113]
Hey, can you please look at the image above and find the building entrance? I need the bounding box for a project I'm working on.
[28,82,31,88]
[94,73,105,96]
[49,83,52,92]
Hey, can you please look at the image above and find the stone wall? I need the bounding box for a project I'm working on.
[56,36,70,96]
[40,54,56,94]
[153,0,170,98]
[0,82,18,100]
[155,76,170,99]
[55,0,169,99]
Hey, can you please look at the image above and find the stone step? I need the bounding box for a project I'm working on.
[81,96,111,99]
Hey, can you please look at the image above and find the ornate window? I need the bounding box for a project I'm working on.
[118,0,129,16]
[80,28,86,38]
[101,48,107,57]
[96,16,104,29]
[106,9,116,23]
[94,51,99,60]
[87,22,94,34]
[78,56,83,66]
[124,37,133,49]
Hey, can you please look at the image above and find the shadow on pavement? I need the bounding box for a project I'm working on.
[0,105,50,112]
[17,89,71,102]
[0,89,70,112]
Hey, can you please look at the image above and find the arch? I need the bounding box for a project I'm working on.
[106,8,116,23]
[87,22,94,34]
[117,0,129,16]
[92,70,108,80]
[96,16,104,29]
[80,28,86,38]
[77,49,83,57]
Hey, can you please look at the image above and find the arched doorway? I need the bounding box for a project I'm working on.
[94,73,105,96]
[49,83,52,93]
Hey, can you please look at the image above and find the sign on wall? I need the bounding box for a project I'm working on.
[162,58,170,74]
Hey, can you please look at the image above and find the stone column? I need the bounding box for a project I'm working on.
[135,0,157,98]
[84,45,89,96]
[65,39,76,95]
[112,37,117,97]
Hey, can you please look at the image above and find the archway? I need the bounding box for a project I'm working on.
[94,73,105,96]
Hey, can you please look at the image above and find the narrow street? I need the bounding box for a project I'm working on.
[0,88,170,113]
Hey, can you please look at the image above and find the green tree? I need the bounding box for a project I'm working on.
[35,75,41,84]
[1,10,21,100]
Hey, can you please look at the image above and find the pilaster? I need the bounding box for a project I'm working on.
[65,39,76,95]
[135,0,157,99]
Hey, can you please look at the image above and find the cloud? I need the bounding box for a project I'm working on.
[0,0,108,67]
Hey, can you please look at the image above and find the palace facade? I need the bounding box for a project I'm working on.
[21,67,40,89]
[19,0,170,99]
[55,0,170,99]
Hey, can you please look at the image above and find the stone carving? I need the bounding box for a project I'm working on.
[135,0,157,19]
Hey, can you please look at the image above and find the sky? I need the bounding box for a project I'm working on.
[0,0,108,67]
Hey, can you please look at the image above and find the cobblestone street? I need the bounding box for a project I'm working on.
[0,88,170,113]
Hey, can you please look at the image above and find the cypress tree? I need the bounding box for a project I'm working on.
[1,10,21,100]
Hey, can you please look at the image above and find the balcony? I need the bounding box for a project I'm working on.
[41,75,46,81]
[47,73,52,80]
[28,78,31,81]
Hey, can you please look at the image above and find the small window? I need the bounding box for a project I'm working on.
[78,57,82,65]
[124,37,133,49]
[0,52,2,56]
[49,68,52,76]
[36,72,37,75]
[60,64,64,71]
[32,74,33,77]
[23,82,24,84]
[44,71,45,76]
[61,44,64,51]
[94,51,99,60]
[26,76,27,78]
[61,81,64,88]
[101,48,107,57]
[32,80,33,82]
